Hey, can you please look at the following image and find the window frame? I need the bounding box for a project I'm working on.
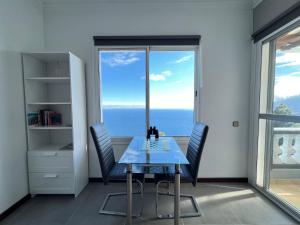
[95,45,201,138]
[250,17,300,222]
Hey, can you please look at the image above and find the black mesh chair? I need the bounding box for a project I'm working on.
[154,122,209,219]
[90,123,144,217]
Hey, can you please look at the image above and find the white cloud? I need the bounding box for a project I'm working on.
[161,70,172,76]
[274,75,300,99]
[102,52,140,67]
[149,70,172,82]
[173,55,193,64]
[289,71,300,76]
[276,48,300,68]
[102,101,144,108]
[150,87,194,109]
[149,74,166,81]
[274,48,300,99]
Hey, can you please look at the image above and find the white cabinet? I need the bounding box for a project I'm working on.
[29,173,75,194]
[28,150,73,173]
[22,52,88,197]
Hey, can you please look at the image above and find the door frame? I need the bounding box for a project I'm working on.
[249,17,300,222]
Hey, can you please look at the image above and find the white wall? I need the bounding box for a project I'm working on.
[0,0,44,214]
[253,0,299,32]
[43,0,252,178]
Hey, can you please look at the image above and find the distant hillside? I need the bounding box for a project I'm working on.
[274,95,300,115]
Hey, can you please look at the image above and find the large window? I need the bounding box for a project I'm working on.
[149,51,195,136]
[256,23,300,217]
[99,48,197,137]
[272,26,300,116]
[100,50,146,136]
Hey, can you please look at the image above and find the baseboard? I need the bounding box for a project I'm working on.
[89,177,104,182]
[0,194,31,221]
[197,177,248,182]
[89,177,248,183]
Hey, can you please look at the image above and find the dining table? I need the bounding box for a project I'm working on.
[119,136,189,225]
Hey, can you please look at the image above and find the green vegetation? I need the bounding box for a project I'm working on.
[274,103,292,115]
[273,104,297,127]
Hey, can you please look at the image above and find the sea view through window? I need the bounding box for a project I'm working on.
[99,49,195,137]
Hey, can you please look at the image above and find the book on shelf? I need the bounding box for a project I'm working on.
[27,112,39,126]
[27,110,62,126]
[60,143,73,150]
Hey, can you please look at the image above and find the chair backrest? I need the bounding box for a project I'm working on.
[90,123,116,184]
[186,122,209,186]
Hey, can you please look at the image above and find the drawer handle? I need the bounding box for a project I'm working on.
[44,174,58,178]
[43,152,57,157]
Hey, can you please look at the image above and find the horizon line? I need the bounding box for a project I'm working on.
[102,105,193,110]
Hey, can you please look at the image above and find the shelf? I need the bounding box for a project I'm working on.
[23,52,88,196]
[25,77,70,83]
[27,102,71,105]
[28,125,72,130]
[29,144,73,151]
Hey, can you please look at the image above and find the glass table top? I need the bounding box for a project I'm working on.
[119,137,189,165]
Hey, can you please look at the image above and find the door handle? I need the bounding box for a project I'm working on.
[44,174,58,178]
[43,152,57,157]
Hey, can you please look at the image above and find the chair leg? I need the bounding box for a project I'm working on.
[99,180,144,217]
[136,179,144,217]
[155,181,202,219]
[99,192,128,217]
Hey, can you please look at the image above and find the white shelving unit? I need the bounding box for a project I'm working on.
[25,77,70,83]
[28,126,73,130]
[27,103,71,105]
[22,52,88,197]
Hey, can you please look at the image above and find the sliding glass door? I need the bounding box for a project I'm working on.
[256,22,300,217]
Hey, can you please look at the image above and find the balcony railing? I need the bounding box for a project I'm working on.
[272,127,300,168]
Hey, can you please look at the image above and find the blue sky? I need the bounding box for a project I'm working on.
[99,44,300,108]
[273,25,300,101]
[274,46,300,100]
[100,50,195,109]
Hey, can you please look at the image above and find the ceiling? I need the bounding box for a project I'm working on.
[277,26,300,51]
[252,0,263,8]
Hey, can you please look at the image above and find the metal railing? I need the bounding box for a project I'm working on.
[272,127,300,168]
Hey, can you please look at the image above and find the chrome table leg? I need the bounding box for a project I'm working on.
[174,164,180,225]
[126,164,132,225]
[155,180,202,219]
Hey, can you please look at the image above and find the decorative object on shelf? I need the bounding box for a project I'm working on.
[39,109,62,126]
[27,112,39,126]
[60,143,73,150]
[28,110,62,126]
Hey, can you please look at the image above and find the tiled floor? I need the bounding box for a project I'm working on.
[1,182,297,225]
[270,179,300,210]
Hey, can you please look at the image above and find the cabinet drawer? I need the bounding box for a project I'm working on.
[28,151,73,173]
[29,172,74,194]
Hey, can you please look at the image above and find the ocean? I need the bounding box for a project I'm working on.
[102,108,193,136]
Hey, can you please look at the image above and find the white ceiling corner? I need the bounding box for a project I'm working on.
[41,0,253,5]
[252,0,263,8]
